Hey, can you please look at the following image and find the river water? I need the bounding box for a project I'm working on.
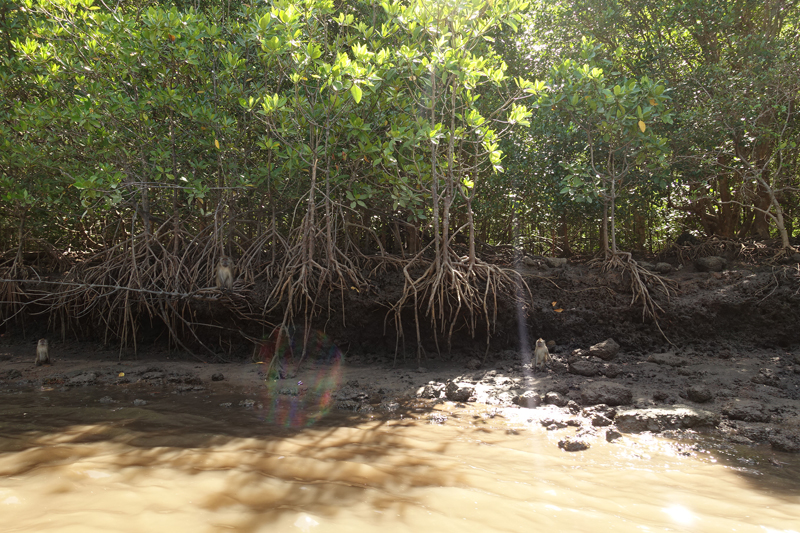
[1,387,798,532]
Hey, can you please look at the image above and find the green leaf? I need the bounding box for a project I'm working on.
[350,84,362,104]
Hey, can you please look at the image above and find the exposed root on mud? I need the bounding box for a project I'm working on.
[592,252,677,323]
[389,250,530,363]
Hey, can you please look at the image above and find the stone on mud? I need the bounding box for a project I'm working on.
[544,391,569,407]
[615,406,720,433]
[582,404,617,427]
[601,363,621,378]
[545,257,568,268]
[558,436,591,452]
[695,256,727,272]
[569,359,600,377]
[589,339,620,361]
[605,428,623,442]
[580,381,632,406]
[512,390,542,408]
[655,262,674,274]
[769,432,800,453]
[686,385,713,403]
[722,401,771,423]
[751,368,782,388]
[418,381,445,399]
[445,381,474,402]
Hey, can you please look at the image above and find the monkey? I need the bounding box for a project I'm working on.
[35,339,50,366]
[216,256,234,290]
[533,338,551,371]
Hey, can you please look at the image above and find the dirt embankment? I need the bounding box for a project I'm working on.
[1,257,799,453]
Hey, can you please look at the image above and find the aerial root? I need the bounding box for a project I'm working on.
[390,254,530,363]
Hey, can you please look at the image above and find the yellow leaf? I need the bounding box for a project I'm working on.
[551,301,557,306]
[118,372,125,377]
[214,139,220,149]
[554,308,564,313]
[350,286,359,292]
[638,120,646,132]
[649,98,656,106]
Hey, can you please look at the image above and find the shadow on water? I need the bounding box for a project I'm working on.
[2,382,800,532]
[0,386,479,530]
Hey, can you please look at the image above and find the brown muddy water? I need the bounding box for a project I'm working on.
[1,387,799,533]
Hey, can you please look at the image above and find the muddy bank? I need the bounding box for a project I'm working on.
[1,335,799,455]
[2,255,799,454]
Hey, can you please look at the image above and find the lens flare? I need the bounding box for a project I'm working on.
[258,326,343,428]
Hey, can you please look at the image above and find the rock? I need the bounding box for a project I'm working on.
[589,339,620,361]
[546,340,556,350]
[769,432,800,453]
[141,371,164,380]
[522,256,538,267]
[465,358,481,370]
[722,401,771,423]
[616,406,719,433]
[558,436,591,452]
[580,381,632,407]
[219,402,232,408]
[211,373,225,381]
[605,428,623,442]
[513,391,543,408]
[569,359,600,377]
[601,363,621,378]
[445,381,474,402]
[582,404,617,427]
[751,368,781,388]
[541,417,568,429]
[239,399,255,408]
[98,396,115,404]
[653,390,669,402]
[545,257,568,268]
[379,401,400,413]
[571,348,589,359]
[567,400,582,414]
[686,385,713,403]
[717,349,732,360]
[655,262,674,274]
[695,256,727,272]
[544,391,569,407]
[133,399,148,406]
[639,261,656,271]
[647,352,687,367]
[68,372,97,387]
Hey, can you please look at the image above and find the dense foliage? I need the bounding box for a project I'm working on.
[1,0,798,353]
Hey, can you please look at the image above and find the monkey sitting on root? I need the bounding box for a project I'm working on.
[216,256,235,291]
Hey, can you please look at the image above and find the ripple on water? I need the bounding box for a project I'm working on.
[0,390,798,532]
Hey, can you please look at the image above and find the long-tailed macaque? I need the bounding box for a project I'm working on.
[534,338,551,371]
[35,338,51,366]
[216,256,234,290]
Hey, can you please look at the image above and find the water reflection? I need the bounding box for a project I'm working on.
[1,388,799,532]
